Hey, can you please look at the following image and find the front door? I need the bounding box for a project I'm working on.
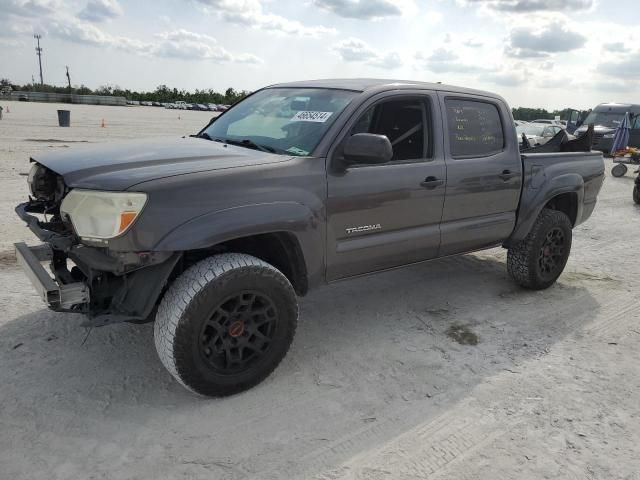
[326,93,446,281]
[437,93,522,256]
[566,109,581,134]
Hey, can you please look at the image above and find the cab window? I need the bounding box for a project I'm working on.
[445,99,505,157]
[350,99,429,161]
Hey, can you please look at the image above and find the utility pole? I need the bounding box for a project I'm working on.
[34,34,43,86]
[66,66,71,90]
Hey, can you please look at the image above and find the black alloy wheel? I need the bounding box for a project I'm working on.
[199,291,278,374]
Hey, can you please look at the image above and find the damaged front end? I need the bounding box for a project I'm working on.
[15,162,180,327]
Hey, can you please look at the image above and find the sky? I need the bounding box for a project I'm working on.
[0,0,638,110]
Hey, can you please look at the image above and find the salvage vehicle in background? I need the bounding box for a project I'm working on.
[517,123,569,147]
[15,79,604,397]
[574,103,640,153]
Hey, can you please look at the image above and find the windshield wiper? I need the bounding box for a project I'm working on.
[219,138,276,154]
[191,132,213,140]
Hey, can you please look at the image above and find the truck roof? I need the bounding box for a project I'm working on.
[593,102,640,113]
[267,78,502,100]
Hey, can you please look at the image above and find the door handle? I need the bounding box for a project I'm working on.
[498,170,517,181]
[420,176,444,189]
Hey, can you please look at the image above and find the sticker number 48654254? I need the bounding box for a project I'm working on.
[291,111,333,122]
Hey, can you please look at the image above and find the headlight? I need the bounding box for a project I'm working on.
[603,133,615,138]
[61,189,147,240]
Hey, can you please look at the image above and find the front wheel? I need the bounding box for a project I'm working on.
[634,185,640,205]
[507,209,572,290]
[154,253,298,397]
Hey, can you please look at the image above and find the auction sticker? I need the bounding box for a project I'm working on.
[292,111,333,122]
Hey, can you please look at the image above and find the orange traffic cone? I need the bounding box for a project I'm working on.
[5,106,9,113]
[101,118,105,128]
[178,115,181,120]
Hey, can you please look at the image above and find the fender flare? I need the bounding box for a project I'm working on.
[506,173,584,246]
[153,202,322,283]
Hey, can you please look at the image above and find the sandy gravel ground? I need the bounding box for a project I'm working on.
[0,101,639,480]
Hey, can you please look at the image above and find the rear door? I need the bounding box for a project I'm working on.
[326,92,446,280]
[437,93,522,256]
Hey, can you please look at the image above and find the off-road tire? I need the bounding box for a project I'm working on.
[507,209,572,290]
[633,185,640,205]
[154,253,298,397]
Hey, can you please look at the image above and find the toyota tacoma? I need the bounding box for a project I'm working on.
[15,79,605,396]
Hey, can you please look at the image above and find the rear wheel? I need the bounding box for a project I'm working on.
[154,253,298,397]
[507,209,572,290]
[611,163,627,177]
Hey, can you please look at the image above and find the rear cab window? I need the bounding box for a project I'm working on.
[445,98,505,157]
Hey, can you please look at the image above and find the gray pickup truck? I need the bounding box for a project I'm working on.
[15,79,604,396]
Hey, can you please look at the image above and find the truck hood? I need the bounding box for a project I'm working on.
[32,137,291,190]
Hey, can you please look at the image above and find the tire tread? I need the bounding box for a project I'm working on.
[153,253,297,396]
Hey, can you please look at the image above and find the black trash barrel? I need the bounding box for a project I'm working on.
[57,109,70,127]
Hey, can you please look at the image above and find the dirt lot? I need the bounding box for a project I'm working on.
[1,101,639,480]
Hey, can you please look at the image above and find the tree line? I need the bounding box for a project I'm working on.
[1,79,590,117]
[511,107,591,122]
[0,79,249,105]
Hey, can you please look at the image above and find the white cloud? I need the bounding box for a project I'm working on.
[193,0,335,37]
[460,0,593,13]
[415,48,490,74]
[332,37,377,61]
[3,0,62,17]
[368,51,403,69]
[505,21,586,58]
[153,30,234,61]
[1,0,262,64]
[593,79,640,93]
[602,41,631,53]
[78,0,123,23]
[313,0,416,20]
[598,50,640,77]
[463,38,483,48]
[481,70,526,86]
[151,30,262,63]
[332,37,402,69]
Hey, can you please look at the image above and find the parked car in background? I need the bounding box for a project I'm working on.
[517,123,567,147]
[514,120,529,127]
[573,103,640,154]
[18,94,29,101]
[532,119,562,125]
[173,101,187,110]
[207,104,218,111]
[217,104,229,112]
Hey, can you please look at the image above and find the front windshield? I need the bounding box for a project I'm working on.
[517,124,545,136]
[201,87,358,156]
[583,111,624,128]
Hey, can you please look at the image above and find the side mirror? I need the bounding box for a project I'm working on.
[343,133,393,166]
